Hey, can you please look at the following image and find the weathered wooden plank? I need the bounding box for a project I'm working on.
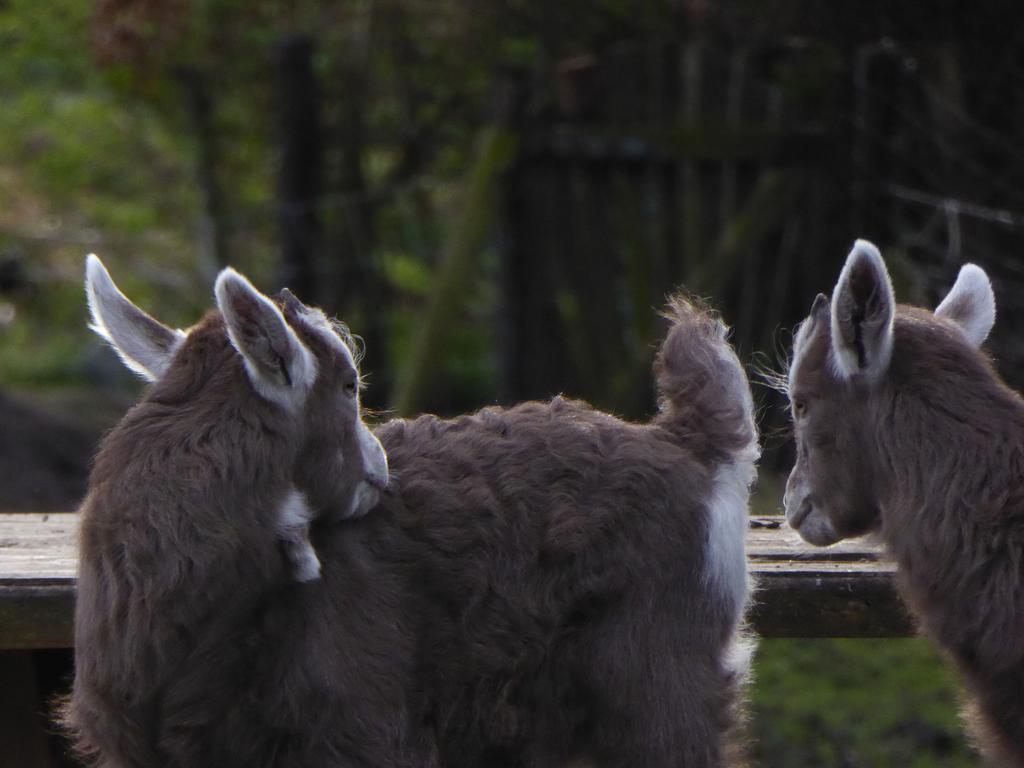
[749,572,914,638]
[0,586,75,649]
[0,513,915,647]
[746,516,914,637]
[746,517,893,561]
[0,514,76,583]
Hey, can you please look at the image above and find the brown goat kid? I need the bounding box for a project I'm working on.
[370,293,759,768]
[784,240,1024,765]
[67,258,758,767]
[65,257,410,766]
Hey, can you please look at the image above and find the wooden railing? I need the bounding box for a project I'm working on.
[0,513,914,649]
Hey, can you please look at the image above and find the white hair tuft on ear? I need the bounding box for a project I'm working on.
[214,267,317,409]
[84,254,186,381]
[830,239,895,381]
[935,263,996,348]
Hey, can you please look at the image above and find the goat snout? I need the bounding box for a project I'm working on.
[786,496,841,547]
[787,497,814,529]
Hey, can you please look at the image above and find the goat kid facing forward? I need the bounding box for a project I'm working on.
[784,240,1024,765]
[68,257,759,767]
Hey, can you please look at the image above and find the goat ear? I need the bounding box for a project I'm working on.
[830,240,895,380]
[214,268,317,405]
[85,254,185,381]
[934,264,995,348]
[793,293,830,354]
[810,292,830,319]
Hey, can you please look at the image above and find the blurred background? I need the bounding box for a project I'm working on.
[3,0,1023,765]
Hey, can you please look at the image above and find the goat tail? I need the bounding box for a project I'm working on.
[652,293,759,463]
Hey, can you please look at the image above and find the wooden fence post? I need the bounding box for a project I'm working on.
[177,67,230,277]
[275,36,322,302]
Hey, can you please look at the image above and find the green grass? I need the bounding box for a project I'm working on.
[747,476,981,766]
[750,638,981,767]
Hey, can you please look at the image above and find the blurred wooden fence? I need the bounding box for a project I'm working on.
[499,38,1024,417]
[261,34,1024,422]
[498,40,857,420]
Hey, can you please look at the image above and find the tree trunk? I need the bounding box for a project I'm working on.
[177,67,230,277]
[275,36,323,302]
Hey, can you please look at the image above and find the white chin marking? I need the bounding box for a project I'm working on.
[276,488,321,582]
[287,541,322,582]
[358,423,389,486]
[346,482,379,519]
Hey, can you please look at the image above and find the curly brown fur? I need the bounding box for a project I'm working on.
[366,294,759,768]
[65,274,757,768]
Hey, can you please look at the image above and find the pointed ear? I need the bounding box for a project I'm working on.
[934,264,995,348]
[830,240,895,380]
[85,254,186,381]
[214,268,317,407]
[810,292,830,319]
[793,293,830,354]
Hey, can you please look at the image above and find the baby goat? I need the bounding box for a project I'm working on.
[353,293,760,768]
[784,240,1024,765]
[69,260,759,767]
[64,257,421,767]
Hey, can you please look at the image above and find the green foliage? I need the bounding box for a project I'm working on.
[380,249,432,296]
[752,639,982,767]
[0,284,91,387]
[0,0,195,220]
[0,0,696,393]
[392,127,517,414]
[0,0,95,90]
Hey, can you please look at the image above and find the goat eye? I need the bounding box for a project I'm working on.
[344,380,357,398]
[793,399,808,418]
